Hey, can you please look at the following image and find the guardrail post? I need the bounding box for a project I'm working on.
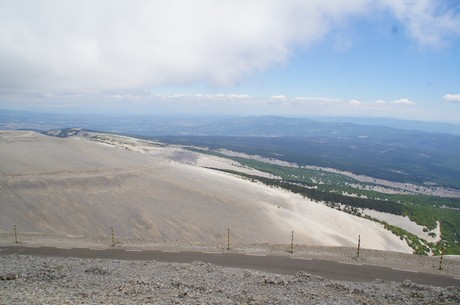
[357,235,361,258]
[439,250,444,270]
[111,226,115,247]
[227,228,230,251]
[14,225,18,244]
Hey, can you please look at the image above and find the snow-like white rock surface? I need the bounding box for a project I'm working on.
[363,209,441,243]
[0,130,411,253]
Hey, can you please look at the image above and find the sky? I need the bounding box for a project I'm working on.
[1,0,460,123]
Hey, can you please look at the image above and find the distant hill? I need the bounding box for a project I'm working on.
[45,127,92,138]
[2,111,460,188]
[1,110,460,136]
[317,117,460,135]
[156,131,460,190]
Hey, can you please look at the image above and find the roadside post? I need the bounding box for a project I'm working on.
[14,225,18,244]
[357,235,361,258]
[227,228,230,251]
[439,250,444,270]
[290,230,294,254]
[111,226,115,247]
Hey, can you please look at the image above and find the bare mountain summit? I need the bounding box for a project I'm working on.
[0,130,411,253]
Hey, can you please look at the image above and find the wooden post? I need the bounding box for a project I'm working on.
[357,235,361,257]
[439,250,444,270]
[14,225,18,244]
[111,226,115,247]
[290,230,294,254]
[227,228,230,251]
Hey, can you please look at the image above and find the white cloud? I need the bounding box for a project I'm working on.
[0,0,458,93]
[347,99,363,106]
[0,0,340,91]
[271,95,287,100]
[155,93,253,104]
[292,97,341,105]
[380,0,460,47]
[290,97,419,108]
[390,98,417,105]
[442,94,460,103]
[292,97,311,102]
[0,91,440,122]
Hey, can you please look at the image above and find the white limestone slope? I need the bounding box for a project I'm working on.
[0,130,411,253]
[363,209,441,243]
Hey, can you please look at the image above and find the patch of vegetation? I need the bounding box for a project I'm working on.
[157,134,460,190]
[210,167,460,255]
[364,216,434,256]
[133,134,460,254]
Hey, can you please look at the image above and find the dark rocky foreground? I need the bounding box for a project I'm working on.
[1,255,459,304]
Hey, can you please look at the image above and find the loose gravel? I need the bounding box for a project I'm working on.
[1,255,459,304]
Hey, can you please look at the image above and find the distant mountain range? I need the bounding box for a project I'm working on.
[1,109,460,136]
[317,117,460,135]
[2,110,460,188]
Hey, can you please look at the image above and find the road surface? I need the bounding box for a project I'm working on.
[1,246,458,287]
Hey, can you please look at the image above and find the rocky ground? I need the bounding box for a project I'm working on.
[1,233,460,304]
[1,255,459,305]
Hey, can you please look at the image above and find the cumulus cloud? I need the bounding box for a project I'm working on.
[292,97,342,105]
[347,99,363,106]
[381,0,460,47]
[442,94,460,103]
[0,0,341,91]
[0,90,425,119]
[271,95,287,100]
[390,98,417,105]
[0,0,458,93]
[288,96,419,109]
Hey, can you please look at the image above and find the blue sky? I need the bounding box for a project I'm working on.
[1,1,459,123]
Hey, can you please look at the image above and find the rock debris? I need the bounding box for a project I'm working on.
[1,255,459,304]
